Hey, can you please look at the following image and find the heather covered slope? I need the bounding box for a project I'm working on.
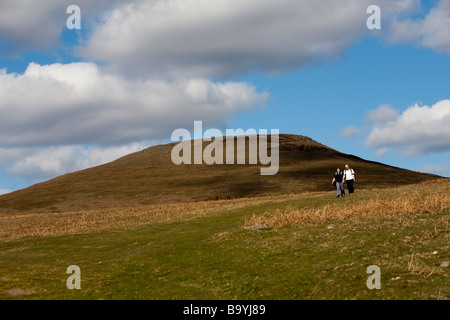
[0,134,439,213]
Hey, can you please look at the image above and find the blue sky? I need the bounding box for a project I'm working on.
[1,0,449,195]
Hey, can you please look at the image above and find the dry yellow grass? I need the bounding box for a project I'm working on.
[244,179,450,228]
[1,179,448,241]
[0,192,322,241]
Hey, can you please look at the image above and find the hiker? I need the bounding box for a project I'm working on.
[343,164,356,194]
[332,168,345,198]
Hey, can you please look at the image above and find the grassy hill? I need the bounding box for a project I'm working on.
[0,134,440,214]
[0,179,448,299]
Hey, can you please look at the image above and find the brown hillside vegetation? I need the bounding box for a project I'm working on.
[244,179,450,228]
[1,179,448,242]
[0,134,441,214]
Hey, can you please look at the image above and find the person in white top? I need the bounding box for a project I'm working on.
[343,164,356,194]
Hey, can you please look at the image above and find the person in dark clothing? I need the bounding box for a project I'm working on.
[331,168,345,198]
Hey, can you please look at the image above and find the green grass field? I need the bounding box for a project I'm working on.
[1,181,448,300]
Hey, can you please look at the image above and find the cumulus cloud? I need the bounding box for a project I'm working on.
[1,0,422,76]
[0,0,126,54]
[387,0,450,54]
[365,100,450,156]
[416,164,449,176]
[340,125,363,138]
[366,104,399,123]
[78,0,417,78]
[5,142,154,182]
[374,147,390,157]
[0,62,268,148]
[0,61,267,185]
[0,189,12,195]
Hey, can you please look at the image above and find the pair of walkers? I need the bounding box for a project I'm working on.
[332,164,355,198]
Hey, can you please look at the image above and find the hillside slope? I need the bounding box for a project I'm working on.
[0,134,440,213]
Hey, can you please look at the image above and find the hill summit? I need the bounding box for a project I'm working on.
[0,134,439,213]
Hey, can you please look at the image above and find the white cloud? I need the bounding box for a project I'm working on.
[340,125,363,138]
[416,164,449,176]
[5,142,154,182]
[0,147,30,167]
[78,0,416,78]
[0,61,267,184]
[0,0,126,54]
[1,0,422,78]
[0,0,63,52]
[387,0,450,54]
[366,104,399,123]
[0,62,268,148]
[0,0,425,70]
[0,189,12,195]
[365,100,450,156]
[374,147,390,157]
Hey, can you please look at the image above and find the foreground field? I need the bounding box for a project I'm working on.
[0,180,449,299]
